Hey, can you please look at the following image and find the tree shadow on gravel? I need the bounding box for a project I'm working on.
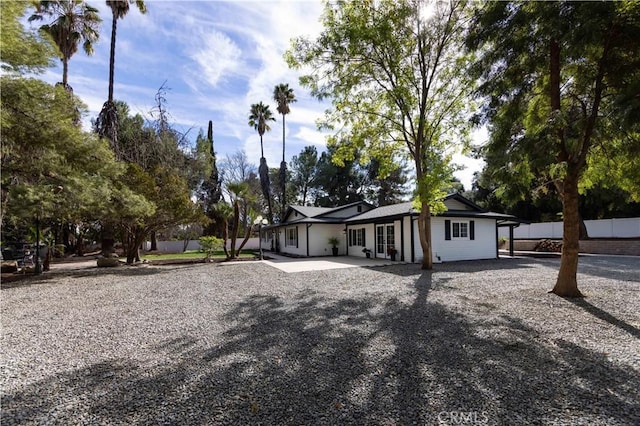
[567,298,640,339]
[576,256,640,283]
[2,265,209,290]
[534,256,640,283]
[3,271,639,425]
[370,257,541,278]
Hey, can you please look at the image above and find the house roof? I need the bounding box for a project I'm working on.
[283,201,373,223]
[345,202,416,223]
[288,205,332,218]
[440,210,521,221]
[443,193,487,212]
[269,194,522,228]
[265,201,372,229]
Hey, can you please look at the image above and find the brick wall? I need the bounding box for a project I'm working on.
[511,239,640,256]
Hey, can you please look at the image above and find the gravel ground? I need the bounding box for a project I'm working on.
[1,256,639,425]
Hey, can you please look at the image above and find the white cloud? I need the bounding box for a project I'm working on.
[292,126,328,148]
[189,31,243,89]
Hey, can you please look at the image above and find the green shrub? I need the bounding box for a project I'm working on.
[199,236,224,260]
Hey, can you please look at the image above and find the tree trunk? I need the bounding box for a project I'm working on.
[150,231,157,251]
[125,230,144,264]
[259,157,273,222]
[260,135,264,158]
[579,215,589,240]
[281,113,287,215]
[100,222,115,257]
[551,170,583,297]
[62,57,68,87]
[222,220,229,259]
[43,245,51,271]
[280,160,287,220]
[125,232,135,264]
[418,202,433,270]
[63,223,72,252]
[235,223,253,257]
[76,234,84,257]
[229,200,240,259]
[108,11,117,102]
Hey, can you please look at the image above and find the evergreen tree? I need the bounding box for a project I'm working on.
[467,1,640,296]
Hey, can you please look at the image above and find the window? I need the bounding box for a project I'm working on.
[357,205,362,212]
[452,222,468,238]
[286,227,298,247]
[445,220,475,241]
[349,228,366,246]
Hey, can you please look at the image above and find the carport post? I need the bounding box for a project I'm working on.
[509,225,514,257]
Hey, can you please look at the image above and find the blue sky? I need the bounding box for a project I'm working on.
[31,0,484,190]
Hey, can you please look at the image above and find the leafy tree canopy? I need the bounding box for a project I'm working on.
[287,0,474,268]
[0,1,55,74]
[467,0,640,296]
[1,79,122,226]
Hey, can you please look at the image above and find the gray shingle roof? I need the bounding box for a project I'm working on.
[345,202,416,222]
[289,205,332,218]
[275,195,522,228]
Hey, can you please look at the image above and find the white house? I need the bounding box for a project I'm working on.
[261,194,520,263]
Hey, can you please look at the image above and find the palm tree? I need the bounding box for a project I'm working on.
[96,0,147,152]
[95,0,146,260]
[273,83,296,215]
[105,0,146,103]
[248,102,276,222]
[29,0,101,89]
[211,202,233,259]
[248,102,276,158]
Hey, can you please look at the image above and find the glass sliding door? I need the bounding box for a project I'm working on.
[375,224,396,259]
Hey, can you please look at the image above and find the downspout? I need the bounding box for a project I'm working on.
[509,225,514,257]
[345,225,349,256]
[400,217,405,261]
[495,222,499,259]
[306,224,312,257]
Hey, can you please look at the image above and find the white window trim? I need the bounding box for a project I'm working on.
[285,227,298,247]
[451,221,470,240]
[349,228,365,246]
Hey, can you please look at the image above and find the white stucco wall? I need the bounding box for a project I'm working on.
[429,217,497,262]
[280,225,306,256]
[268,224,348,256]
[345,223,376,258]
[263,215,498,263]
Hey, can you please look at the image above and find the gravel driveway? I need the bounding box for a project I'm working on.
[2,256,639,425]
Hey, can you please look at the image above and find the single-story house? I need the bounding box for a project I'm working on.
[260,193,521,263]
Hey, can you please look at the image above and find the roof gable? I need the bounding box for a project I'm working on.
[279,194,499,226]
[282,205,331,223]
[317,201,374,219]
[282,201,373,223]
[442,193,486,212]
[345,202,416,223]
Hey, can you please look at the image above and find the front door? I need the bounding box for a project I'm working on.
[376,224,396,259]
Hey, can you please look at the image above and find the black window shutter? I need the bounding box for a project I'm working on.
[470,220,475,240]
[362,228,366,246]
[296,227,299,248]
[445,220,451,240]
